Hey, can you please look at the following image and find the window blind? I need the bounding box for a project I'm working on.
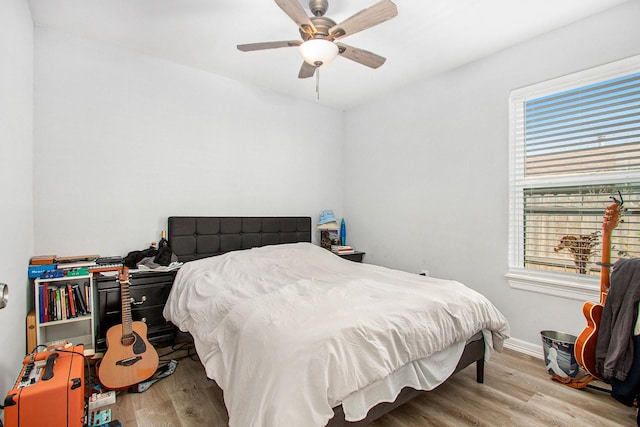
[524,183,640,275]
[525,72,640,177]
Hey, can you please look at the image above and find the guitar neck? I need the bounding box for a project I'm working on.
[120,271,133,339]
[600,231,612,296]
[599,200,622,304]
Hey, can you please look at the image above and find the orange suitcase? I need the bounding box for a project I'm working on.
[3,345,85,427]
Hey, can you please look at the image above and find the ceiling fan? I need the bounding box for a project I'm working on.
[237,0,398,79]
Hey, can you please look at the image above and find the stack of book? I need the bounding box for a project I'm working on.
[38,281,91,323]
[28,254,100,278]
[332,245,355,255]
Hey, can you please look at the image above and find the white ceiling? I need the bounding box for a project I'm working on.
[28,0,631,110]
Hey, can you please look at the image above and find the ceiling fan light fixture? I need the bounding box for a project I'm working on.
[299,39,338,67]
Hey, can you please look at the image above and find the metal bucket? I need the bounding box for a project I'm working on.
[540,330,579,378]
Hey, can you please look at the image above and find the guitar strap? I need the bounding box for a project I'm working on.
[128,359,178,393]
[551,373,611,393]
[551,373,595,388]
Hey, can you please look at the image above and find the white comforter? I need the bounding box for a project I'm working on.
[163,243,509,427]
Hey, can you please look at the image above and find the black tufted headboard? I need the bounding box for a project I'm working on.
[167,216,312,263]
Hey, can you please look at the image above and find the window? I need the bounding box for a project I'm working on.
[508,56,640,300]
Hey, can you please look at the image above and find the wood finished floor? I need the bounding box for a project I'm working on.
[106,346,638,426]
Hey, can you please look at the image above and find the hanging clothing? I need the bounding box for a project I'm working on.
[595,258,640,381]
[611,334,640,406]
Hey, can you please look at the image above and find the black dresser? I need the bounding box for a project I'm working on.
[93,270,177,353]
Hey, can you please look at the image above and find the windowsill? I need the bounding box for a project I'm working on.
[506,269,600,301]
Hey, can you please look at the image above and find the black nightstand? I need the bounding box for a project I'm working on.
[337,251,365,263]
[93,270,178,352]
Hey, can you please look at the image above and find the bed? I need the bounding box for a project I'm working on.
[163,216,509,426]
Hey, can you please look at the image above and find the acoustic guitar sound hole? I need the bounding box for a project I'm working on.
[121,335,135,346]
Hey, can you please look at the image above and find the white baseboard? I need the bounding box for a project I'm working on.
[503,337,544,359]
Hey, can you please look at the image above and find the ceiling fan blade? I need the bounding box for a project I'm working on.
[298,61,316,79]
[337,43,386,69]
[329,0,398,39]
[274,0,317,36]
[237,40,301,52]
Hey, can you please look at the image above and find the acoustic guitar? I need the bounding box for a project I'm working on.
[99,267,159,389]
[574,194,623,380]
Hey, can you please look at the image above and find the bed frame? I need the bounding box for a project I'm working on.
[167,216,485,426]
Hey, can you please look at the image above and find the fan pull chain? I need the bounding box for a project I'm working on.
[315,66,320,100]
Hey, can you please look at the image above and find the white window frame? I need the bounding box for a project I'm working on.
[508,55,640,301]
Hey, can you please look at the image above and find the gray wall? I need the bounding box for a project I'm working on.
[33,30,345,256]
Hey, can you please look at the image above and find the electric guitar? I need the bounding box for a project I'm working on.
[574,194,623,380]
[99,267,159,389]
